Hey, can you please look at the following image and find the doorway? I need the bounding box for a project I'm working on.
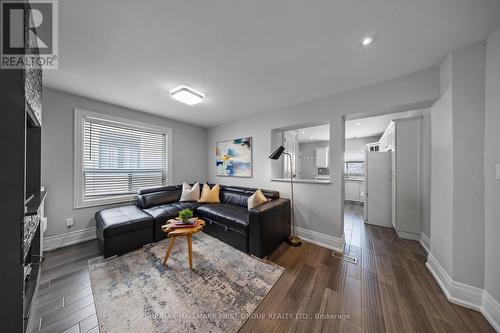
[343,109,430,252]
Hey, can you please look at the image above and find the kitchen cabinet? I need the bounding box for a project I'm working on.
[388,123,395,150]
[345,180,364,202]
[345,181,359,201]
[379,133,387,151]
[366,121,395,153]
[379,121,395,151]
[316,147,329,168]
[366,142,380,152]
[391,117,422,240]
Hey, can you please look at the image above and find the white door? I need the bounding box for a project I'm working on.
[366,151,392,227]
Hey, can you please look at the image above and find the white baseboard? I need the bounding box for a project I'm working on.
[426,252,483,309]
[419,232,430,253]
[395,229,420,241]
[426,252,500,332]
[44,227,97,251]
[44,225,346,254]
[426,253,454,300]
[483,291,500,332]
[295,227,345,253]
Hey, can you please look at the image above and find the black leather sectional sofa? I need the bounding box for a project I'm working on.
[95,184,291,258]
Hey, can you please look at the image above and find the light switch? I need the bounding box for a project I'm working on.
[497,164,500,180]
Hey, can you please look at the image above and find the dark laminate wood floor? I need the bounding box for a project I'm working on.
[29,203,494,333]
[239,203,494,333]
[28,240,100,333]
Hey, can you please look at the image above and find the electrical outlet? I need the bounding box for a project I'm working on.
[65,217,74,228]
[496,164,500,180]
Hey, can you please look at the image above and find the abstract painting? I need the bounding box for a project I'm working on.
[216,137,252,177]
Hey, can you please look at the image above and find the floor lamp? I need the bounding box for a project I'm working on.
[269,145,302,247]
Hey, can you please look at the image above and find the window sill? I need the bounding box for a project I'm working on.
[74,194,137,209]
[270,178,331,184]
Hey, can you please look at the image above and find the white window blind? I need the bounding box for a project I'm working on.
[83,118,167,199]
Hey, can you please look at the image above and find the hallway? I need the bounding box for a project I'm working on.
[343,202,363,260]
[242,203,494,331]
[338,203,494,332]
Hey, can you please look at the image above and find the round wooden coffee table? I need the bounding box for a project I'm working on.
[161,218,205,269]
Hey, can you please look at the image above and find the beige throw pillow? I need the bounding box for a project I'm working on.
[198,184,221,203]
[248,189,268,209]
[179,182,200,202]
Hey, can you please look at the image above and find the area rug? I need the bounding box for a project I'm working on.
[88,232,284,332]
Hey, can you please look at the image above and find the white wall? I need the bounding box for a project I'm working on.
[484,25,500,304]
[426,35,500,329]
[421,109,432,239]
[430,87,454,274]
[41,88,207,237]
[345,136,380,153]
[206,67,440,244]
[440,53,453,95]
[430,41,486,289]
[450,41,486,289]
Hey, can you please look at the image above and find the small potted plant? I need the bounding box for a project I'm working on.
[178,209,194,224]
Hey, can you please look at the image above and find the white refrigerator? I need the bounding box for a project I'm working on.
[364,151,392,227]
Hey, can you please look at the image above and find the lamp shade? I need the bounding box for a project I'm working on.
[269,145,285,159]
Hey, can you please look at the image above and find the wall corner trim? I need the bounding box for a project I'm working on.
[295,227,345,253]
[426,252,500,331]
[43,227,97,251]
[419,232,430,253]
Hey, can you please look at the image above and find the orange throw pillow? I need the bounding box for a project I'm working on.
[198,184,221,203]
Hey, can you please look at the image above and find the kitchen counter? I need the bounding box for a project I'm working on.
[271,178,330,184]
[345,176,365,181]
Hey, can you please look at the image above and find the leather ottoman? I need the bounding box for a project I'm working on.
[95,205,154,258]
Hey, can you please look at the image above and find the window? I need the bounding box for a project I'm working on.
[270,121,331,183]
[74,109,171,208]
[345,162,365,175]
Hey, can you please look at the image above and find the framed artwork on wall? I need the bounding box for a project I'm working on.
[216,137,252,177]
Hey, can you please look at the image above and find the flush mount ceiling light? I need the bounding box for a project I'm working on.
[360,35,376,47]
[170,85,204,105]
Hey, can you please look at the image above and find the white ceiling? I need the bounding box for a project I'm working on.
[43,0,500,128]
[297,124,330,143]
[345,109,424,139]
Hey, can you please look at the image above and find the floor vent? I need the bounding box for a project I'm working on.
[332,252,358,264]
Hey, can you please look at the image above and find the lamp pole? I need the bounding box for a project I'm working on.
[268,145,301,247]
[284,152,301,246]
